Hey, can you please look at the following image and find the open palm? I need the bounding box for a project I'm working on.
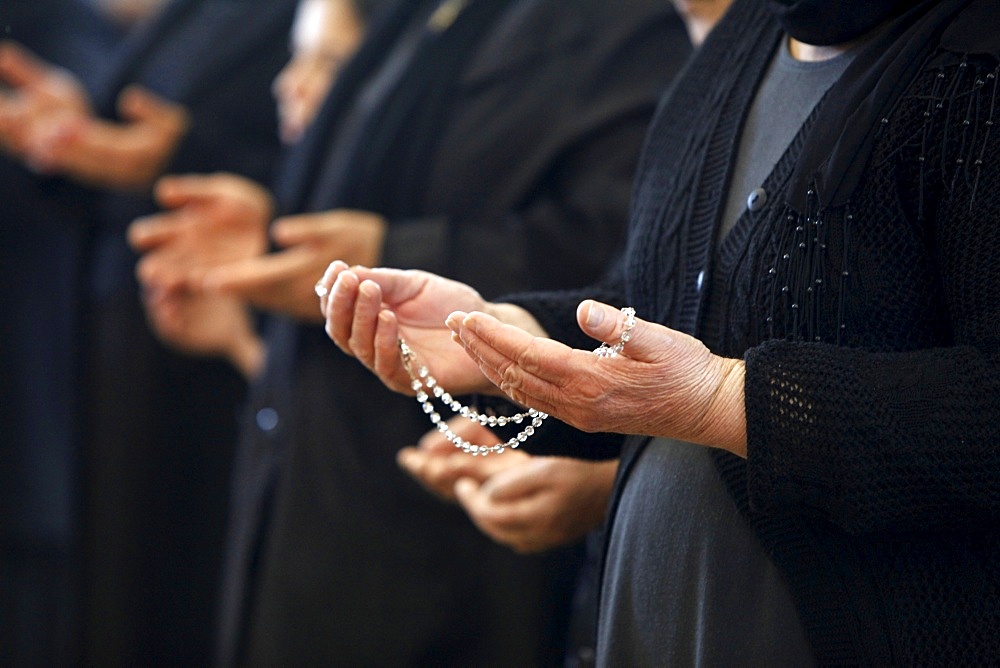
[319,263,494,395]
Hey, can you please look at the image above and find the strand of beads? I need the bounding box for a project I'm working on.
[593,307,636,357]
[400,340,548,456]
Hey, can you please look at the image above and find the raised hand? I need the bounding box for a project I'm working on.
[20,85,190,191]
[446,299,749,456]
[317,262,536,395]
[129,172,274,293]
[199,209,387,322]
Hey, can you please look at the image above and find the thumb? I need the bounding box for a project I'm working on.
[577,299,659,361]
[154,174,219,208]
[453,476,482,506]
[270,214,327,248]
[117,85,188,127]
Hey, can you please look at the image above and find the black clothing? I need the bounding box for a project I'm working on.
[602,438,813,665]
[218,0,692,665]
[595,39,854,665]
[511,0,1000,662]
[767,0,910,45]
[0,4,122,664]
[0,0,296,663]
[79,1,296,662]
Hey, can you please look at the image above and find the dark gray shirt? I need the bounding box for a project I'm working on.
[597,38,854,667]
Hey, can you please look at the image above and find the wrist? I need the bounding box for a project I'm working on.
[228,330,266,380]
[695,358,747,457]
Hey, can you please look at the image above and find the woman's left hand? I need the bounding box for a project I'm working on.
[446,299,748,457]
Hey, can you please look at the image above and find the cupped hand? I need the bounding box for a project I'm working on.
[21,85,190,191]
[455,455,616,554]
[446,299,748,457]
[397,417,527,503]
[129,172,273,292]
[317,262,497,395]
[200,209,387,322]
[399,416,617,553]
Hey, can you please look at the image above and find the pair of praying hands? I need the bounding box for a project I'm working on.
[317,262,749,458]
[126,172,387,377]
[315,262,748,552]
[0,41,189,191]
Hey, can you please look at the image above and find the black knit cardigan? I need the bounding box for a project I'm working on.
[511,0,1000,663]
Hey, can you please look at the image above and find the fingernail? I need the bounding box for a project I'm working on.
[359,279,380,300]
[585,301,605,328]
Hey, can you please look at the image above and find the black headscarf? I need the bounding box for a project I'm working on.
[766,0,912,45]
[774,0,1000,211]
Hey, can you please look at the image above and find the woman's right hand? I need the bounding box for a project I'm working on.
[318,261,533,396]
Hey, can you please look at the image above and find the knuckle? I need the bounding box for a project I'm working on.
[517,340,545,375]
[498,362,522,393]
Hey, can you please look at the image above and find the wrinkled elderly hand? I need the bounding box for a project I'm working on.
[0,41,91,160]
[200,209,387,322]
[399,417,616,554]
[446,299,748,457]
[129,173,274,293]
[317,263,511,395]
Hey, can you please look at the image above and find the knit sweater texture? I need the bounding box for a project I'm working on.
[512,0,1000,662]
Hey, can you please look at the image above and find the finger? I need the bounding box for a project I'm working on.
[576,300,624,345]
[269,213,330,247]
[443,454,507,486]
[397,447,461,501]
[371,310,414,393]
[416,420,461,453]
[397,445,431,472]
[135,251,191,294]
[476,458,547,502]
[349,279,384,366]
[117,85,187,128]
[21,111,82,171]
[325,267,361,350]
[317,259,348,317]
[454,477,533,539]
[454,477,484,509]
[455,311,579,383]
[577,299,666,363]
[348,266,428,308]
[25,116,122,182]
[447,311,579,413]
[445,312,533,407]
[153,173,222,209]
[127,212,188,251]
[0,42,49,88]
[202,248,309,296]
